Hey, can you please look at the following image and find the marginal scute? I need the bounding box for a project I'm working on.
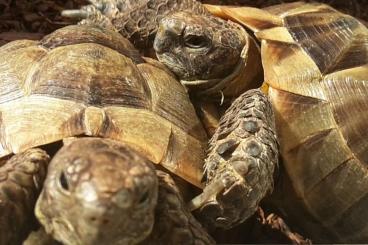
[255,27,295,44]
[304,157,368,240]
[268,87,334,152]
[322,65,368,165]
[267,2,336,18]
[262,40,325,100]
[284,12,368,74]
[204,5,282,32]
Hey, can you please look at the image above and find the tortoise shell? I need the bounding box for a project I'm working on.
[206,2,368,242]
[0,25,207,188]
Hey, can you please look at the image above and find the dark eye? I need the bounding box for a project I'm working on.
[138,190,150,204]
[59,172,69,191]
[184,34,209,49]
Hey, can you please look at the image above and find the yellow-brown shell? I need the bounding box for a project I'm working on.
[207,2,368,242]
[0,25,207,188]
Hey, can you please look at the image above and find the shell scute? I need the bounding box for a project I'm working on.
[28,43,151,109]
[284,12,368,74]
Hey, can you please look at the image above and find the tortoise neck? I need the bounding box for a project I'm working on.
[181,27,263,102]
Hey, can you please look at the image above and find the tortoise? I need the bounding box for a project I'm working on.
[67,0,368,243]
[157,2,368,243]
[0,24,215,244]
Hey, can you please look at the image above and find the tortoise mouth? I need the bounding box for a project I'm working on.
[180,57,245,99]
[156,53,188,78]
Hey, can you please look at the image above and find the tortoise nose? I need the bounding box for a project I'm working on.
[153,27,169,54]
[154,18,184,53]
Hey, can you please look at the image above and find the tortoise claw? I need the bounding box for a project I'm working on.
[61,9,89,19]
[87,0,105,11]
[193,89,279,230]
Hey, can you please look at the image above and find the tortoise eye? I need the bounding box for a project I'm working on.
[138,190,150,205]
[59,172,69,191]
[184,34,209,49]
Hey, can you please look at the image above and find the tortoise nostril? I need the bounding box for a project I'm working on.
[153,37,167,54]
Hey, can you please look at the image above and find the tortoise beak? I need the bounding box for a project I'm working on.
[154,17,185,54]
[153,26,168,54]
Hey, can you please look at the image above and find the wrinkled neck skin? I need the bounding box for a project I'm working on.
[154,11,263,103]
[35,138,158,245]
[182,32,263,102]
[116,0,210,48]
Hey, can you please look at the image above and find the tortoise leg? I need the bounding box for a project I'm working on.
[189,89,278,229]
[144,170,215,244]
[61,1,120,30]
[0,148,50,245]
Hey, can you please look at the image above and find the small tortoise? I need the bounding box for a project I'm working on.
[68,0,368,243]
[0,24,215,244]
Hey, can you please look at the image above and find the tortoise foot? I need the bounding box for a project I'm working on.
[145,171,215,244]
[256,207,312,245]
[0,148,50,245]
[61,1,120,31]
[189,89,278,229]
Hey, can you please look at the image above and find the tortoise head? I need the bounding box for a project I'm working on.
[154,11,261,99]
[35,138,158,245]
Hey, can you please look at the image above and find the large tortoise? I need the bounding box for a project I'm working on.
[0,24,216,244]
[67,0,368,243]
[157,2,368,243]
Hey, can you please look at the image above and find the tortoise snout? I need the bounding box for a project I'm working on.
[154,17,185,53]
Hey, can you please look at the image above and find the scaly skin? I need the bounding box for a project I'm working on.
[145,171,215,244]
[0,149,50,245]
[62,0,209,48]
[190,89,278,229]
[35,138,213,244]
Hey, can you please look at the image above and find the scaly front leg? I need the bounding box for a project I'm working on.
[0,149,50,244]
[190,89,278,229]
[61,0,209,49]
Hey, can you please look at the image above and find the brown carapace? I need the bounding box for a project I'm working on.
[206,2,368,243]
[0,24,214,244]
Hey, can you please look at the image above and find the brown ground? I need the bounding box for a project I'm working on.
[0,0,86,45]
